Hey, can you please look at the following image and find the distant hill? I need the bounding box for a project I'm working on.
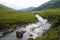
[32,0,60,11]
[0,4,15,11]
[20,7,36,11]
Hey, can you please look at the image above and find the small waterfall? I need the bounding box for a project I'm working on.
[22,14,51,40]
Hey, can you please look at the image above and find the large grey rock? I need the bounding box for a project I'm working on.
[16,31,26,38]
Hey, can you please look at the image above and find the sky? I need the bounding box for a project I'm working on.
[0,0,50,10]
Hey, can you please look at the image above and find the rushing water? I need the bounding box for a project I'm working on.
[0,14,51,40]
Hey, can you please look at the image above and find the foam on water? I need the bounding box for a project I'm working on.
[22,14,51,40]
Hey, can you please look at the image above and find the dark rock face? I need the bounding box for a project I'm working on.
[16,31,26,38]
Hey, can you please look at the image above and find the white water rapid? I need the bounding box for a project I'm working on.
[21,14,51,40]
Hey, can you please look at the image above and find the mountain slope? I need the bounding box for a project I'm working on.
[0,4,15,11]
[20,7,36,11]
[32,0,60,11]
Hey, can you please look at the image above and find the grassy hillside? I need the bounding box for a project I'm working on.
[32,0,60,11]
[28,8,60,40]
[0,4,15,11]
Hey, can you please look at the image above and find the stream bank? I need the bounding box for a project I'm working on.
[0,14,51,40]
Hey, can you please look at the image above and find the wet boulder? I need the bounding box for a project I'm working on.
[16,30,26,38]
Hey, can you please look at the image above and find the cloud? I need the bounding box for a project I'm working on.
[0,0,50,9]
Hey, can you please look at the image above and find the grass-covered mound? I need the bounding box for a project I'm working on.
[28,8,60,40]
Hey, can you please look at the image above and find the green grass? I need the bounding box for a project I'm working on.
[0,10,37,29]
